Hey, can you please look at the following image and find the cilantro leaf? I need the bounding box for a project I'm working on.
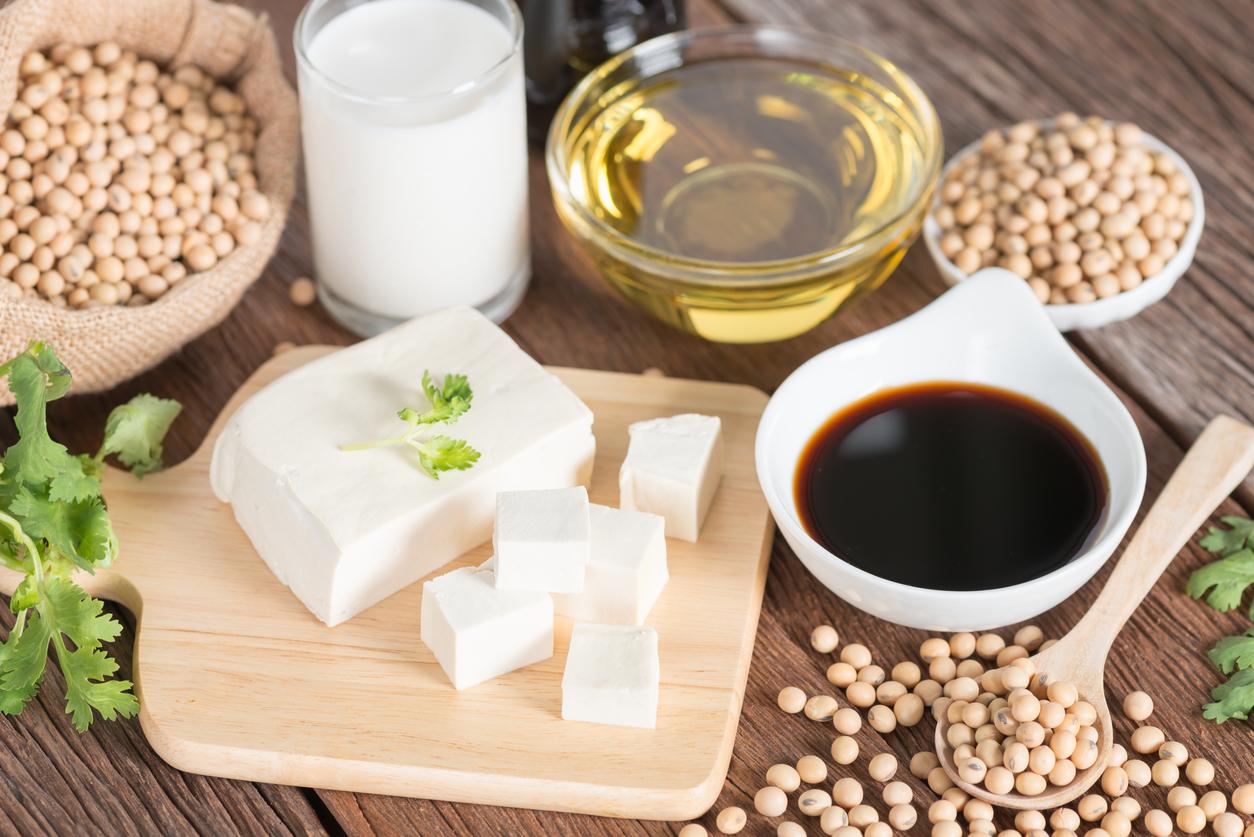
[0,613,51,715]
[1,344,79,489]
[58,647,137,732]
[98,394,182,477]
[411,435,481,480]
[1186,548,1254,616]
[39,578,135,731]
[42,577,125,648]
[0,342,71,400]
[8,487,116,572]
[1200,517,1254,557]
[48,455,101,503]
[1202,668,1254,724]
[1210,629,1254,675]
[399,370,473,426]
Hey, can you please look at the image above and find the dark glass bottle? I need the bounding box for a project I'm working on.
[522,0,686,142]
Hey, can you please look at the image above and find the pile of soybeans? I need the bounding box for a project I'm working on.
[0,42,271,308]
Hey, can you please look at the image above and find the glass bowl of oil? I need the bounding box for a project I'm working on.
[545,25,943,343]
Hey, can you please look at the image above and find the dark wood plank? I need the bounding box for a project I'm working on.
[1,0,1251,835]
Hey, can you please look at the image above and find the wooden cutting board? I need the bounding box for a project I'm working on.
[0,348,774,821]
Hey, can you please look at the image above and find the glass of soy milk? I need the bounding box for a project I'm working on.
[295,0,529,336]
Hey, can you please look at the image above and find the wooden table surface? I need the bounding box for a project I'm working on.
[2,0,1251,834]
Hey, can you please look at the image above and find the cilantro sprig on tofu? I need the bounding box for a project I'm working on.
[340,370,481,480]
[400,371,473,426]
[0,342,181,731]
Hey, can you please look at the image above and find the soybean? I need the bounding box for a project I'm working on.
[777,687,806,714]
[754,786,788,818]
[810,624,839,653]
[715,807,747,834]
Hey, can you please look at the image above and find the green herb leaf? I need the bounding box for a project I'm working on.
[399,370,473,426]
[42,577,125,648]
[48,455,102,503]
[1202,668,1254,724]
[1200,516,1254,557]
[59,646,137,732]
[1,344,80,490]
[8,487,116,572]
[40,578,135,731]
[411,435,481,480]
[1209,628,1254,675]
[98,394,183,477]
[1186,548,1254,616]
[0,612,51,715]
[0,342,71,400]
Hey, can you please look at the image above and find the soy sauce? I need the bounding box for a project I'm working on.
[794,382,1107,591]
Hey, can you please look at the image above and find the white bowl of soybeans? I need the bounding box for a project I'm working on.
[923,114,1204,332]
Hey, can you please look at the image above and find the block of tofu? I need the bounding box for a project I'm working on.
[210,307,596,626]
[553,504,667,625]
[421,566,553,690]
[618,413,723,542]
[561,623,659,729]
[493,487,591,593]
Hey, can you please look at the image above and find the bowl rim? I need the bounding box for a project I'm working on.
[754,270,1148,607]
[923,123,1205,325]
[544,23,944,284]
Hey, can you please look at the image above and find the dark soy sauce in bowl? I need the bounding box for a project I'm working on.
[794,382,1107,591]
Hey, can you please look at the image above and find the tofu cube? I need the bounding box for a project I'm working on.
[619,413,723,542]
[553,504,668,625]
[561,623,659,729]
[493,487,591,593]
[421,566,553,690]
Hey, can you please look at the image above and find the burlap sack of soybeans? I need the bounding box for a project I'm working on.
[0,0,299,403]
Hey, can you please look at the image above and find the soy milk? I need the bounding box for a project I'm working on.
[296,0,529,332]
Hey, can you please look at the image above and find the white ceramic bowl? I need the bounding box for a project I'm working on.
[923,129,1204,331]
[755,269,1147,630]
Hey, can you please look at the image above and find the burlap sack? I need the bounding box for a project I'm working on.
[0,0,298,403]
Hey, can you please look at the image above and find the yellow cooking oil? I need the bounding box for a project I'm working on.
[554,54,939,342]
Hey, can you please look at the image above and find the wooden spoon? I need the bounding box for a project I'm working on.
[936,415,1254,810]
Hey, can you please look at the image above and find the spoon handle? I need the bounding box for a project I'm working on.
[1070,415,1254,663]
